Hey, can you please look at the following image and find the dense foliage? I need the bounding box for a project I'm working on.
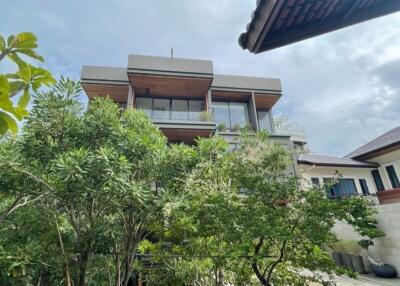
[0,79,383,286]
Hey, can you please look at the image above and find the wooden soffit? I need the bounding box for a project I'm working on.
[129,74,212,98]
[82,83,129,103]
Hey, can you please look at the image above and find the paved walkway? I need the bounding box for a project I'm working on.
[336,274,400,286]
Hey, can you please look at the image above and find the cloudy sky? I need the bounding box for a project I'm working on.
[2,0,400,156]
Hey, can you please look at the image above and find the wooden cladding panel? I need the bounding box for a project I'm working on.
[129,75,212,97]
[254,93,280,109]
[160,128,213,144]
[211,90,251,102]
[82,83,129,103]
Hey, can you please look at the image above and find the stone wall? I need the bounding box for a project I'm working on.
[334,203,400,276]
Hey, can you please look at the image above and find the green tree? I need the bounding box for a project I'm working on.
[0,32,55,135]
[153,133,383,286]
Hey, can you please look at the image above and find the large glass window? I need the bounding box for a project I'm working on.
[136,97,152,118]
[189,100,204,121]
[171,99,188,120]
[229,102,249,130]
[372,169,385,191]
[152,99,170,119]
[323,178,357,199]
[212,101,249,131]
[136,97,204,121]
[257,110,272,132]
[213,102,230,130]
[386,165,400,189]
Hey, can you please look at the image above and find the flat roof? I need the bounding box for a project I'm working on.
[345,127,400,160]
[212,74,281,93]
[298,154,378,168]
[81,66,128,84]
[127,54,213,78]
[239,0,400,53]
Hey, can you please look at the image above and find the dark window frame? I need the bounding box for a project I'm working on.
[311,177,320,187]
[386,165,400,189]
[359,179,370,196]
[372,169,385,192]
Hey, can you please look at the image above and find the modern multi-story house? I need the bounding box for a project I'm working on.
[81,54,304,173]
[299,127,400,205]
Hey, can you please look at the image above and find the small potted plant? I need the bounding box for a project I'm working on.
[231,123,241,132]
[241,122,255,132]
[347,241,366,273]
[331,241,344,267]
[199,111,212,122]
[217,123,227,132]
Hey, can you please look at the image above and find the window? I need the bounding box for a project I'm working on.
[212,101,249,131]
[311,177,320,187]
[229,102,249,130]
[386,165,400,189]
[359,179,370,196]
[136,97,204,121]
[323,178,357,199]
[152,98,170,119]
[372,169,385,192]
[189,100,204,121]
[171,99,188,120]
[257,110,272,132]
[136,97,152,117]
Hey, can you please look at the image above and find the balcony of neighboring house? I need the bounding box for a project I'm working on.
[373,165,400,204]
[274,118,307,144]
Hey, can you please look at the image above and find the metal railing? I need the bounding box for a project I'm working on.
[136,105,212,122]
[274,121,307,138]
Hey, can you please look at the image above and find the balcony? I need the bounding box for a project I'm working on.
[274,120,307,143]
[134,100,215,144]
[377,188,400,205]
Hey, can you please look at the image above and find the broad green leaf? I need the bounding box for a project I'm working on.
[14,32,38,49]
[0,75,10,99]
[0,35,5,52]
[7,35,16,47]
[0,116,7,135]
[11,107,29,120]
[18,87,30,108]
[0,98,14,113]
[0,111,18,133]
[13,48,44,61]
[16,61,32,82]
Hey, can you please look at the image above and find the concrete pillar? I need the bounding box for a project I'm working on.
[248,92,258,131]
[127,85,135,109]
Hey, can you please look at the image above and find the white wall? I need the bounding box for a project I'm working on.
[298,164,378,195]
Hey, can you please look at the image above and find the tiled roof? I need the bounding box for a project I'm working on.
[239,0,400,53]
[298,154,377,168]
[345,127,400,159]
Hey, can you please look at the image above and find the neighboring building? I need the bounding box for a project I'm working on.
[81,54,302,173]
[299,127,400,205]
[239,0,400,53]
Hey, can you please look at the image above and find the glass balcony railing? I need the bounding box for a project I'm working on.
[137,106,209,122]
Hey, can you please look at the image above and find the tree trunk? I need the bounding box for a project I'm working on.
[77,251,89,286]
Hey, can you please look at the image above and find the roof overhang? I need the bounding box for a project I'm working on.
[152,119,216,144]
[81,66,129,102]
[297,160,378,169]
[352,141,400,161]
[211,74,281,108]
[128,54,213,98]
[240,0,400,53]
